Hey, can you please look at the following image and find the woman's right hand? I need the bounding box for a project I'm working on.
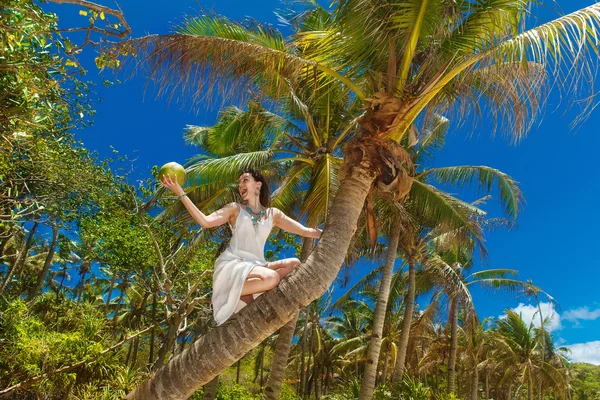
[160,175,184,197]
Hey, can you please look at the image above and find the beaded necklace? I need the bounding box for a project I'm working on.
[245,206,265,227]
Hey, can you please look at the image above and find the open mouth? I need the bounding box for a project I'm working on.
[240,188,247,197]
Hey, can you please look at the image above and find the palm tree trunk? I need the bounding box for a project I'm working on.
[202,376,219,400]
[235,360,241,384]
[305,328,314,398]
[393,260,416,383]
[155,317,181,369]
[1,221,38,293]
[470,362,478,400]
[263,237,314,399]
[447,295,459,395]
[485,369,489,400]
[131,336,140,368]
[528,374,533,400]
[380,342,390,385]
[28,222,58,300]
[313,359,320,400]
[359,224,400,400]
[124,162,376,399]
[299,310,308,397]
[536,295,544,400]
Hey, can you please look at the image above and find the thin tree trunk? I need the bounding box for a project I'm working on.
[305,328,314,398]
[125,340,134,366]
[202,376,219,400]
[131,336,140,368]
[485,369,489,400]
[314,359,320,400]
[155,317,181,369]
[380,342,390,385]
[299,310,308,398]
[528,374,533,400]
[359,225,400,400]
[125,162,376,399]
[393,260,416,383]
[470,362,479,400]
[148,292,157,368]
[28,222,59,300]
[263,237,314,399]
[536,295,544,400]
[448,295,459,395]
[1,221,38,293]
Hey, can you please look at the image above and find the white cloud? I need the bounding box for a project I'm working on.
[563,307,600,324]
[567,341,600,365]
[507,302,562,332]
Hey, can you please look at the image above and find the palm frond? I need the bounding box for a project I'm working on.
[183,102,287,156]
[407,179,485,239]
[302,154,341,226]
[418,165,523,219]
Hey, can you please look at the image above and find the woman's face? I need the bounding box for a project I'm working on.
[238,173,261,202]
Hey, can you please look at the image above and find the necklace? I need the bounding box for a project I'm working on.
[246,206,265,227]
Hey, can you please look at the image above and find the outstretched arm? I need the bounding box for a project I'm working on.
[160,175,234,229]
[272,208,321,238]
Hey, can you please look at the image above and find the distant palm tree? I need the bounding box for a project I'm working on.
[492,309,569,400]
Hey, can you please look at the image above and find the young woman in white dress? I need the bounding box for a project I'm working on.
[160,169,321,325]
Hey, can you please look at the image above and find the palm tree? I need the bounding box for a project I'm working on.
[492,309,569,400]
[114,2,600,396]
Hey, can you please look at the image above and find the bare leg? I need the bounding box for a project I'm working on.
[240,266,281,297]
[265,257,301,280]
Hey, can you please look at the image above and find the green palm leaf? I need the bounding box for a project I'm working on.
[418,165,523,219]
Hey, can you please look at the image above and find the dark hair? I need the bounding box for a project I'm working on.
[239,169,270,208]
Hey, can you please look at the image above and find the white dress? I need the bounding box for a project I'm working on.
[212,203,273,325]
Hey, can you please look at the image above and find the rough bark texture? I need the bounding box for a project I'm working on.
[393,261,416,382]
[470,363,479,400]
[447,296,459,394]
[359,225,401,400]
[28,222,59,300]
[263,238,314,400]
[125,160,376,400]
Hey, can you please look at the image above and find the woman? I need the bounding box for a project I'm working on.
[160,169,321,325]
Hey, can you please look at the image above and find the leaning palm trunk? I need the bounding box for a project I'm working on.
[263,237,315,400]
[124,161,376,399]
[393,261,416,382]
[447,295,459,394]
[359,224,401,400]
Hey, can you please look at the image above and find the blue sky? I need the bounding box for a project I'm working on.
[46,0,600,364]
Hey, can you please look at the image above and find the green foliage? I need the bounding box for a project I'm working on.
[396,376,432,400]
[0,0,92,137]
[570,363,600,400]
[0,295,117,397]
